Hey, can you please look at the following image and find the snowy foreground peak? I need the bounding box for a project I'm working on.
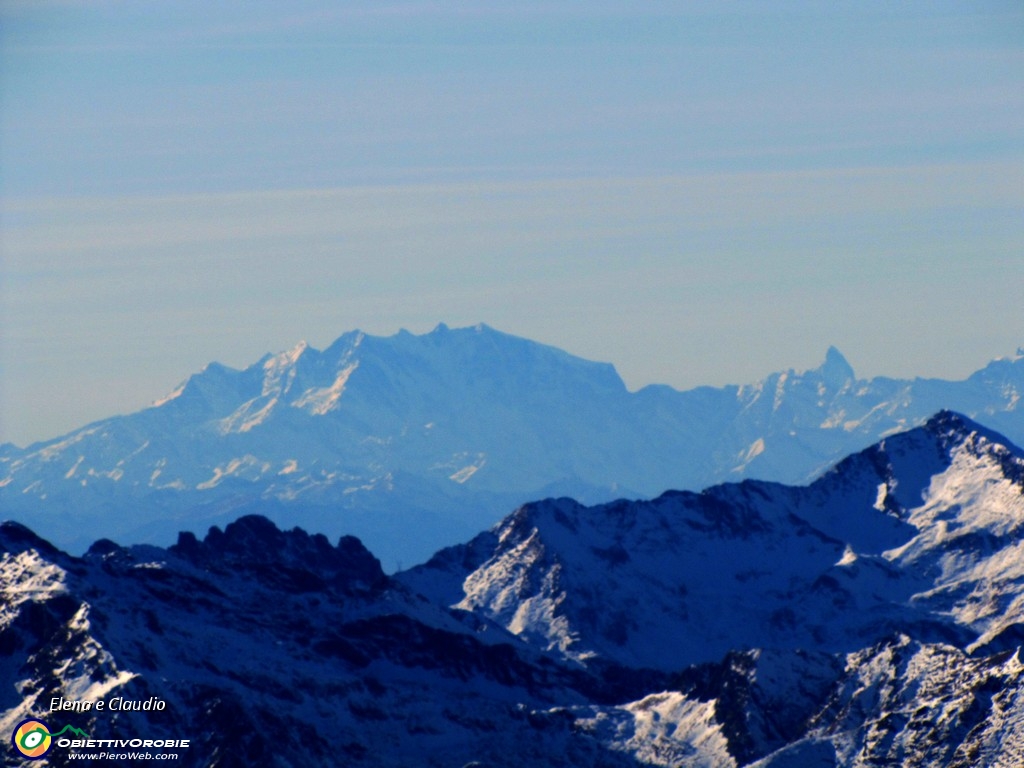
[401,412,1024,678]
[2,327,1023,568]
[6,415,1024,766]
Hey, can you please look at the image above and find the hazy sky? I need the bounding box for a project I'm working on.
[1,1,1022,447]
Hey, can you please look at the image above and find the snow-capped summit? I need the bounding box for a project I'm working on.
[2,326,1023,568]
[7,417,1024,767]
[400,412,1024,672]
[0,516,637,767]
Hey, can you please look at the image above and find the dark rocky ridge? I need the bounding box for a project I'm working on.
[4,413,1024,765]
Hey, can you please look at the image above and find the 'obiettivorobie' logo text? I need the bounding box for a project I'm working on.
[56,737,190,749]
[12,699,191,761]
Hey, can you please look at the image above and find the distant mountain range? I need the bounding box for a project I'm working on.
[1,324,1022,566]
[5,412,1024,766]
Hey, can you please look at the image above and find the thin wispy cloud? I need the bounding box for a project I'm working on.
[1,1,1022,445]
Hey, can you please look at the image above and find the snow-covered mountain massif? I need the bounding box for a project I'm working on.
[1,324,1022,567]
[5,412,1024,766]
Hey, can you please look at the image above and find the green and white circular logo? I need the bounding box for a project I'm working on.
[12,718,53,759]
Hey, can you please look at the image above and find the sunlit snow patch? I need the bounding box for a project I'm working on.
[733,438,766,472]
[197,455,271,490]
[574,692,732,768]
[292,362,359,415]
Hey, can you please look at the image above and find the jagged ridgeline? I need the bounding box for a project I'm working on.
[4,412,1024,766]
[1,325,1022,568]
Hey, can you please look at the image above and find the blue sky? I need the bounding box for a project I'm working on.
[1,1,1022,446]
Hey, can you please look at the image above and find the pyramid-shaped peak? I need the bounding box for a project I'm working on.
[920,410,1018,452]
[817,345,855,385]
[823,345,853,372]
[923,409,976,433]
[868,410,1012,462]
